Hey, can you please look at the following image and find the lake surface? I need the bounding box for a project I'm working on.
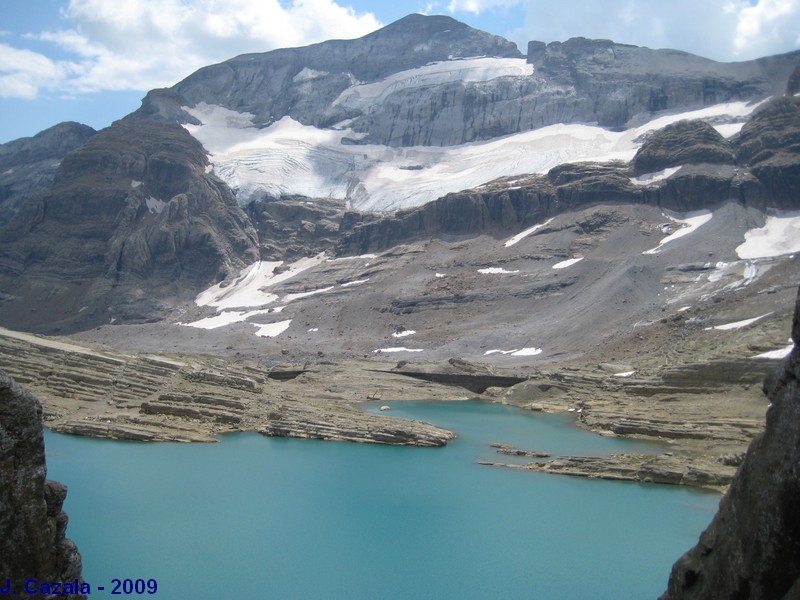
[45,401,719,599]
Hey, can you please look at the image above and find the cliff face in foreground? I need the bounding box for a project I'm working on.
[0,370,85,599]
[661,288,800,599]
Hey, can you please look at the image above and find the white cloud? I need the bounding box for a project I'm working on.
[509,0,800,62]
[3,0,382,99]
[0,43,76,98]
[734,0,800,58]
[447,0,519,14]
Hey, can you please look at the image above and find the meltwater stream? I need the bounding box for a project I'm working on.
[45,401,719,599]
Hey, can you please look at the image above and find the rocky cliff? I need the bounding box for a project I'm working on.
[338,96,800,254]
[0,370,84,599]
[0,118,259,332]
[0,122,95,226]
[661,288,800,599]
[527,37,797,129]
[164,16,797,147]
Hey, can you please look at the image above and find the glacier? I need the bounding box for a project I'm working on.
[182,63,764,213]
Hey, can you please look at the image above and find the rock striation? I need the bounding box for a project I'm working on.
[0,119,259,333]
[165,18,797,147]
[0,122,95,226]
[0,327,459,446]
[338,97,800,255]
[661,287,800,599]
[0,370,85,599]
[527,37,796,129]
[735,95,800,205]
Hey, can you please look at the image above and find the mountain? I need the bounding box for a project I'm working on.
[1,15,800,590]
[0,13,797,342]
[0,121,95,227]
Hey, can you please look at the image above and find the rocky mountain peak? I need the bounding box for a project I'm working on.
[0,121,96,227]
[0,121,95,170]
[168,13,522,132]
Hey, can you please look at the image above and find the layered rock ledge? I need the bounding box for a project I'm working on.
[0,327,458,446]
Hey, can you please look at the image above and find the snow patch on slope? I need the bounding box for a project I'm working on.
[643,210,713,254]
[195,254,328,310]
[705,313,772,331]
[484,347,542,356]
[736,211,800,259]
[504,218,553,247]
[553,257,584,269]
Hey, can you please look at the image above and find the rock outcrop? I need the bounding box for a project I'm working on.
[480,453,737,491]
[735,95,800,206]
[632,120,735,176]
[661,288,800,599]
[527,37,797,129]
[0,327,460,446]
[338,96,800,255]
[0,119,259,333]
[0,122,95,226]
[0,370,85,599]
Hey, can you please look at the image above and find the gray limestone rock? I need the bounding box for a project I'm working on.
[0,122,95,226]
[0,370,85,599]
[528,37,797,129]
[165,16,796,148]
[661,287,800,599]
[0,119,259,333]
[632,120,735,176]
[735,96,800,207]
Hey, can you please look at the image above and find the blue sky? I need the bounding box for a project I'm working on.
[1,0,798,143]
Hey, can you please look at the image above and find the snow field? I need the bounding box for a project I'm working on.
[183,99,762,213]
[736,211,800,259]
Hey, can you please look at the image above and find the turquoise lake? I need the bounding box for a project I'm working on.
[45,401,719,599]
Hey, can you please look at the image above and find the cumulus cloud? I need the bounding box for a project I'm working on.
[2,0,382,99]
[734,0,800,58]
[501,0,799,61]
[0,43,76,98]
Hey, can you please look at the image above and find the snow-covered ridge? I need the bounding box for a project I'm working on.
[183,100,763,213]
[332,57,533,110]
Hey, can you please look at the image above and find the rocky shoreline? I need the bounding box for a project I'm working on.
[0,327,460,446]
[479,449,737,493]
[0,321,787,492]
